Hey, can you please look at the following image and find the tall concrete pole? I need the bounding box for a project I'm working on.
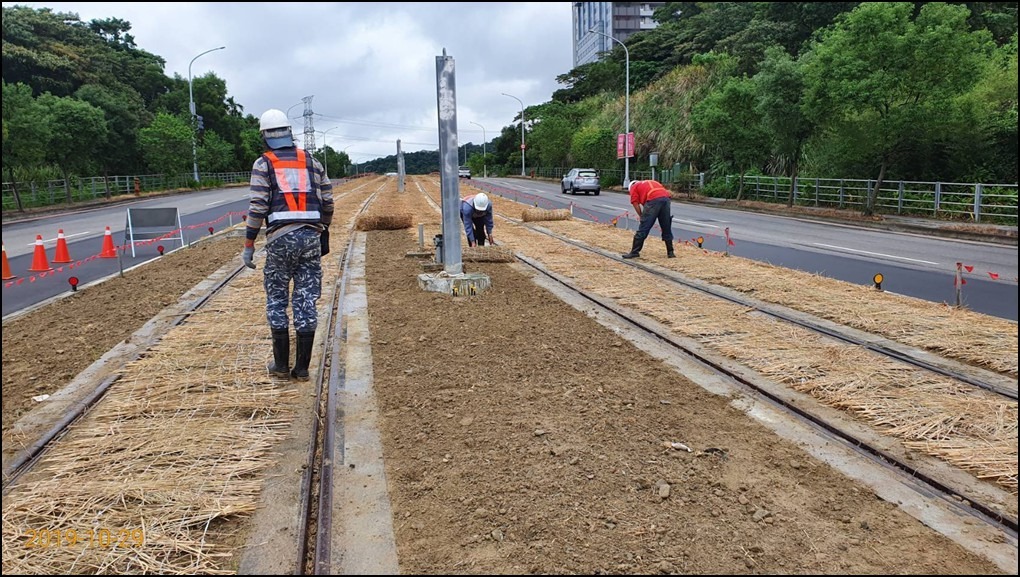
[436,49,463,274]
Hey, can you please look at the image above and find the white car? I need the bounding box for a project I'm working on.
[561,168,600,195]
[458,166,472,179]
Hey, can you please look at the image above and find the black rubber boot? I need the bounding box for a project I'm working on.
[622,236,643,259]
[666,240,676,258]
[291,331,315,381]
[268,328,290,377]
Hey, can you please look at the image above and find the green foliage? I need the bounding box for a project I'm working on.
[801,2,997,212]
[37,92,108,200]
[2,81,52,179]
[691,75,768,196]
[138,112,193,176]
[198,131,236,173]
[75,83,148,176]
[570,125,616,168]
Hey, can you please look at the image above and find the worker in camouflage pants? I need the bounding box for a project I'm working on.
[263,228,322,333]
[242,108,334,380]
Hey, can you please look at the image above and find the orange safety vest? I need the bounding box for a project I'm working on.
[263,149,322,229]
[632,181,671,204]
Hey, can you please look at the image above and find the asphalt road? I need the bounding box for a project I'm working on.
[3,179,1017,321]
[2,188,251,318]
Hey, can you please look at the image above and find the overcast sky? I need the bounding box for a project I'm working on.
[6,2,575,161]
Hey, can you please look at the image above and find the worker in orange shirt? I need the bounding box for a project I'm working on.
[622,179,674,259]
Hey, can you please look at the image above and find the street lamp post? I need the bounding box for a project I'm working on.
[188,46,225,183]
[342,146,356,177]
[319,127,340,177]
[501,93,526,177]
[590,28,629,188]
[469,121,486,178]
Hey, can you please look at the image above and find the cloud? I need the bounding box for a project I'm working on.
[6,1,574,159]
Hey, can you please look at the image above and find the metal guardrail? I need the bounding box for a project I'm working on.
[729,175,1018,224]
[2,172,251,212]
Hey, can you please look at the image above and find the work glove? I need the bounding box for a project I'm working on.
[242,246,256,269]
[320,227,330,256]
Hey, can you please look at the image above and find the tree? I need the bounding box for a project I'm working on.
[37,93,108,202]
[570,126,617,173]
[138,112,192,176]
[691,76,767,200]
[802,2,995,214]
[2,81,52,211]
[198,131,236,174]
[753,47,815,206]
[75,83,148,194]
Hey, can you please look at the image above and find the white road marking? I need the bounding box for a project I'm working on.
[672,217,720,229]
[30,231,92,246]
[812,243,940,265]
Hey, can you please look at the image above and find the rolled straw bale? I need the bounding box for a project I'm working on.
[463,246,515,263]
[522,208,572,222]
[356,213,414,230]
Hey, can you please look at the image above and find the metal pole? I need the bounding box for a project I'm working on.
[342,145,355,177]
[590,29,629,187]
[502,93,525,177]
[188,46,225,183]
[437,49,463,274]
[320,126,339,178]
[470,121,486,178]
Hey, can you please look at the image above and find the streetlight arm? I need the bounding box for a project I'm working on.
[188,46,226,115]
[502,93,526,177]
[188,46,225,183]
[470,121,487,178]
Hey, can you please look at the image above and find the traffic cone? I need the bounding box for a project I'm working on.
[28,235,52,272]
[99,226,117,258]
[2,243,15,280]
[53,229,72,263]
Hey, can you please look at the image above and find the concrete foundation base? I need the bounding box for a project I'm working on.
[417,271,491,296]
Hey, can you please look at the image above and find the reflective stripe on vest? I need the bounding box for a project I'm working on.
[264,150,321,225]
[641,183,670,203]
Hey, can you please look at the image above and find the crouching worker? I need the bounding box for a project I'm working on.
[622,179,674,259]
[460,192,494,247]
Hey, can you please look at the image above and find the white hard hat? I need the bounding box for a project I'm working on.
[259,109,290,131]
[472,193,490,211]
[259,109,294,149]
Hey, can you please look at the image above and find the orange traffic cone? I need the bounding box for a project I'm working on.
[2,243,15,280]
[28,234,52,272]
[99,226,117,258]
[53,229,72,263]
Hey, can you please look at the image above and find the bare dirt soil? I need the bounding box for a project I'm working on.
[363,228,1001,575]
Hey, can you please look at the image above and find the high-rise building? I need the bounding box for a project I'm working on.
[572,2,665,67]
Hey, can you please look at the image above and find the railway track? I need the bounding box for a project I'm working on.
[417,180,1017,564]
[1,184,381,575]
